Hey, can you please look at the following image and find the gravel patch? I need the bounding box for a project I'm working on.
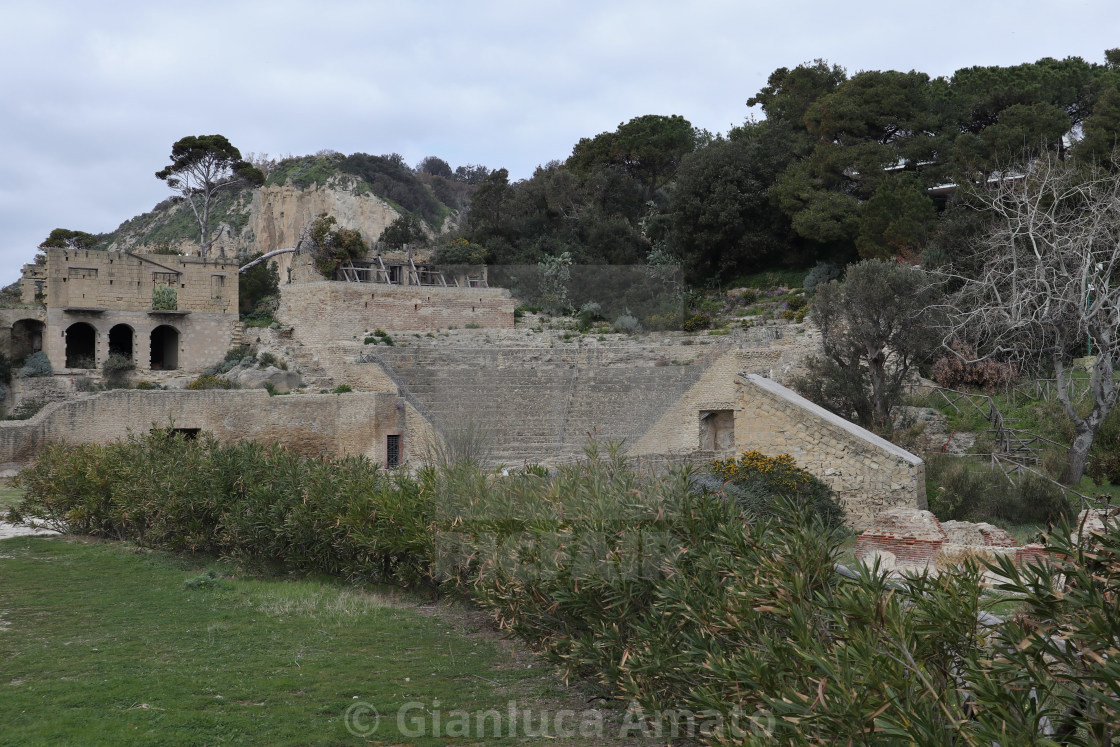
[0,522,60,541]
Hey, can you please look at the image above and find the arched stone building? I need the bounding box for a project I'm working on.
[9,248,239,374]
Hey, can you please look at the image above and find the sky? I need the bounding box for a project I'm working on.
[1,0,1116,286]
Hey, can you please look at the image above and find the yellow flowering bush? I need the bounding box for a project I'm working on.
[709,450,843,527]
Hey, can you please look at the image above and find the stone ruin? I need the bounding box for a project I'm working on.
[855,506,1049,573]
[856,505,1120,576]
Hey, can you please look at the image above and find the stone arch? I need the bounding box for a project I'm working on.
[108,324,134,362]
[149,325,179,371]
[64,322,97,368]
[10,318,44,362]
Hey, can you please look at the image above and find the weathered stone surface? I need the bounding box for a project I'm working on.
[0,390,436,471]
[1071,507,1120,544]
[222,363,302,393]
[736,375,926,528]
[277,281,515,336]
[941,520,1017,547]
[859,510,1054,573]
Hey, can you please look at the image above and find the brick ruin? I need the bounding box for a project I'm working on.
[856,507,1051,571]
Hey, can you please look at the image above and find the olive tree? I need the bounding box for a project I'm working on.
[796,259,943,431]
[946,154,1120,484]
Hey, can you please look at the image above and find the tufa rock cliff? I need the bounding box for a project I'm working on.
[103,154,460,267]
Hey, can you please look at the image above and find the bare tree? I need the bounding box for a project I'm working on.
[945,154,1120,484]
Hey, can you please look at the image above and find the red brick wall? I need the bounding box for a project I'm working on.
[856,536,942,565]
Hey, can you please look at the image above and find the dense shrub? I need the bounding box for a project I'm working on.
[803,262,842,292]
[612,313,641,334]
[101,352,135,381]
[708,450,844,528]
[309,213,368,278]
[1088,449,1120,485]
[17,351,52,378]
[681,311,712,331]
[435,237,488,265]
[339,153,443,225]
[152,284,178,311]
[737,288,760,304]
[926,455,1073,525]
[187,374,234,390]
[241,309,276,328]
[10,438,1120,740]
[212,346,249,375]
[9,433,435,586]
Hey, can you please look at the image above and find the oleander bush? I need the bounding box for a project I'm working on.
[8,431,435,587]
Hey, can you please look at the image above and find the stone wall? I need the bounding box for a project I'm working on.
[629,349,783,457]
[277,281,515,339]
[41,248,238,314]
[856,508,947,566]
[362,346,740,465]
[856,508,1051,570]
[43,307,238,375]
[734,374,925,528]
[0,390,437,472]
[9,376,81,408]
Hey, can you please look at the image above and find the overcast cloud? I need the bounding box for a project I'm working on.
[1,0,1116,285]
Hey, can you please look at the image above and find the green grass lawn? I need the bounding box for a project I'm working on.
[0,537,635,745]
[0,478,23,511]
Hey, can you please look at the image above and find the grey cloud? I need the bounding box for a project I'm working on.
[1,0,1117,284]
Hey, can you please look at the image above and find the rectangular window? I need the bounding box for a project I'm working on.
[386,434,401,468]
[152,271,178,286]
[699,410,735,452]
[211,274,225,298]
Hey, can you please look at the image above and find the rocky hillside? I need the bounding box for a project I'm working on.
[100,152,467,261]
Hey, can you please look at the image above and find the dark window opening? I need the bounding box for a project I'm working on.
[108,324,134,361]
[386,434,401,468]
[65,322,97,368]
[150,325,180,370]
[153,427,201,440]
[699,410,735,452]
[11,319,44,361]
